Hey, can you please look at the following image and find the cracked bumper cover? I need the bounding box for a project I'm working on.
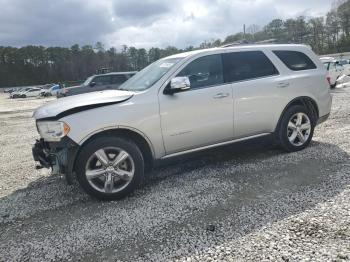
[32,137,79,185]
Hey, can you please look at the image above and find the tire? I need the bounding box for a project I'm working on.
[277,105,315,152]
[75,136,145,201]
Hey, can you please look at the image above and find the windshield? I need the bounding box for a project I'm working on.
[119,57,183,91]
[82,76,94,87]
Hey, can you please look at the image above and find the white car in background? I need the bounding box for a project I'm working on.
[337,59,350,76]
[19,87,43,98]
[10,88,30,98]
[320,57,344,88]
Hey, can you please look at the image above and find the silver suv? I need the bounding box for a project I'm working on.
[32,44,332,200]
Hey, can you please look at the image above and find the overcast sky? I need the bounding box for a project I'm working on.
[0,0,332,49]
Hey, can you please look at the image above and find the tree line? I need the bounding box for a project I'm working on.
[1,0,350,87]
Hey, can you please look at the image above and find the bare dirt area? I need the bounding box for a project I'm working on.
[0,89,349,262]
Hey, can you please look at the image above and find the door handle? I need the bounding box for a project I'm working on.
[213,93,230,99]
[277,82,290,88]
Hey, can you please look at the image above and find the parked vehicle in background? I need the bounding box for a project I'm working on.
[57,72,137,98]
[4,88,14,93]
[19,87,43,98]
[337,59,350,76]
[10,88,31,98]
[97,67,111,74]
[32,44,332,200]
[320,57,344,88]
[41,84,60,97]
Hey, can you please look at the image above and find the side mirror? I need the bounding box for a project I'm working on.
[89,82,96,87]
[165,77,190,94]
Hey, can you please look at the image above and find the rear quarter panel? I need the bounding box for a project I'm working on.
[270,46,332,121]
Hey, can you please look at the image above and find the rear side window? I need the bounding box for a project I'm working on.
[273,50,317,71]
[92,75,112,86]
[222,51,278,83]
[111,75,127,84]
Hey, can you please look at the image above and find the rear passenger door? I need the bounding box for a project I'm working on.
[222,51,285,138]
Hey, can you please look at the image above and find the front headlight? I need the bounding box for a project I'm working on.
[36,121,70,142]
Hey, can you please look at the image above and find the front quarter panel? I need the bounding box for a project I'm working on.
[61,91,164,158]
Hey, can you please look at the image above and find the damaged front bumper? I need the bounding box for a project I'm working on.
[32,137,79,184]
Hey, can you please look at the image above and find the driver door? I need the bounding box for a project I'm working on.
[159,54,234,155]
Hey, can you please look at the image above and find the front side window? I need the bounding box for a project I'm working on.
[273,50,317,71]
[177,54,223,89]
[222,51,278,83]
[336,64,344,70]
[338,60,349,66]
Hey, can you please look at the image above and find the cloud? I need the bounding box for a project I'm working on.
[0,0,114,47]
[0,0,332,48]
[113,0,170,20]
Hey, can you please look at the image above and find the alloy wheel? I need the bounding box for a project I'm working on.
[287,112,312,146]
[85,147,135,194]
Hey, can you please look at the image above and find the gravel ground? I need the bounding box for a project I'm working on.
[0,88,349,262]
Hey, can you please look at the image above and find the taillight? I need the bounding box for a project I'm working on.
[326,76,331,86]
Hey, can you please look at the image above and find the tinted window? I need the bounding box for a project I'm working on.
[222,51,278,83]
[177,54,223,89]
[111,75,127,84]
[273,50,317,71]
[92,75,112,86]
[338,60,349,66]
[336,64,343,70]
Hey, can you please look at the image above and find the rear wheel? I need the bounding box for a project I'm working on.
[277,105,315,152]
[75,136,144,200]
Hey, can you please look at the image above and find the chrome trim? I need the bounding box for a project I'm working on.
[161,133,270,159]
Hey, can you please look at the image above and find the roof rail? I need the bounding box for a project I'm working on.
[220,39,296,48]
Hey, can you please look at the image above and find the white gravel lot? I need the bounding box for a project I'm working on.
[0,88,349,262]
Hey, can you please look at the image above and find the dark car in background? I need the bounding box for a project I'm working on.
[57,71,137,98]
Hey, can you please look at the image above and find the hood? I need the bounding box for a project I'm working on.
[33,90,134,120]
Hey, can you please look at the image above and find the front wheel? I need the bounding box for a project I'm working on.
[277,105,315,152]
[75,136,144,200]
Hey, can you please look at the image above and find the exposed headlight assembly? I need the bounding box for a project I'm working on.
[36,121,70,142]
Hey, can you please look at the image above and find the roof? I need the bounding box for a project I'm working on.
[320,57,336,63]
[165,44,310,60]
[104,71,137,75]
